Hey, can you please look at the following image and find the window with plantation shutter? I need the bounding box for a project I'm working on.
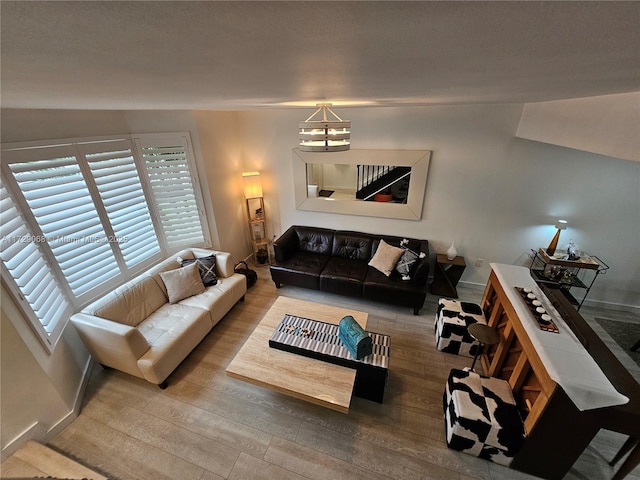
[5,146,121,300]
[1,133,211,352]
[80,140,161,268]
[0,182,74,349]
[134,134,207,249]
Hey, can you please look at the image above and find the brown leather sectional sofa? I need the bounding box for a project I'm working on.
[269,225,431,314]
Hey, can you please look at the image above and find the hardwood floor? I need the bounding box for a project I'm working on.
[0,440,108,479]
[16,265,640,479]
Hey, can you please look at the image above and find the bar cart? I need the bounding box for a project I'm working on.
[529,248,609,310]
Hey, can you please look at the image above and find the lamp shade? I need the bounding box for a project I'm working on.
[242,171,263,199]
[546,219,568,255]
[555,220,568,230]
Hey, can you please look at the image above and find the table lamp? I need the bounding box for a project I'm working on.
[546,220,567,256]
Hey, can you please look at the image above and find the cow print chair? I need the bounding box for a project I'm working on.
[435,298,487,357]
[444,368,525,466]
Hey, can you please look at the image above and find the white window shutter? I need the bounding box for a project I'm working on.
[79,140,161,268]
[0,181,73,349]
[133,134,208,250]
[4,146,121,298]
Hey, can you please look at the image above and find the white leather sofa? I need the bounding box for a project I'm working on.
[70,248,247,388]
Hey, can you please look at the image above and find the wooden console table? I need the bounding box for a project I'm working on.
[430,254,465,298]
[480,264,636,480]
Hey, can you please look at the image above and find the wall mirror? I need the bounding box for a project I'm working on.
[292,149,431,220]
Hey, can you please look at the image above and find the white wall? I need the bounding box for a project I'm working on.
[237,105,640,308]
[517,92,640,162]
[194,111,250,260]
[0,109,131,142]
[320,163,357,190]
[1,286,90,459]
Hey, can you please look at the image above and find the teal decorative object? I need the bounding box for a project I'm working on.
[338,315,373,359]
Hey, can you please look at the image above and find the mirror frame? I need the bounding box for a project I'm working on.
[292,148,431,220]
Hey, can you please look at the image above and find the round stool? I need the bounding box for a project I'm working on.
[468,323,500,372]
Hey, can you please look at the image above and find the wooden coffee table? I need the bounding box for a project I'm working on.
[226,296,368,413]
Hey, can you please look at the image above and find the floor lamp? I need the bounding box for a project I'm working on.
[242,172,269,264]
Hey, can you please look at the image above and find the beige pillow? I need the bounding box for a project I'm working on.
[159,262,205,303]
[368,239,404,276]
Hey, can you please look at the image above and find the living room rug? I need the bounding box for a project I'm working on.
[318,189,334,197]
[595,317,640,368]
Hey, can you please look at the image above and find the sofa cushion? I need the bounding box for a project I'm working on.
[295,226,334,255]
[331,232,372,261]
[269,252,330,290]
[137,303,209,345]
[182,254,218,286]
[147,251,196,298]
[363,267,426,307]
[136,303,212,384]
[179,274,247,327]
[396,248,419,280]
[377,236,429,283]
[368,239,404,276]
[159,262,205,303]
[320,257,369,297]
[83,275,167,327]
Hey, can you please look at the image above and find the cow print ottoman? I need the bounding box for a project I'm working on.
[435,298,487,357]
[444,368,525,466]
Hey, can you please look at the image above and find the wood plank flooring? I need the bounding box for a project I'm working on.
[1,440,108,479]
[8,264,639,479]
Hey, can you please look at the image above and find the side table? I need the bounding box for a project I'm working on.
[430,254,466,298]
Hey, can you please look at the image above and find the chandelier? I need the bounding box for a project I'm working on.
[299,103,350,152]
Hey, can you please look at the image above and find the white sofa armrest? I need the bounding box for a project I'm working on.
[189,248,234,278]
[214,251,234,278]
[70,313,150,379]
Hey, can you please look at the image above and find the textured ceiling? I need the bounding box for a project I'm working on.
[1,1,639,110]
